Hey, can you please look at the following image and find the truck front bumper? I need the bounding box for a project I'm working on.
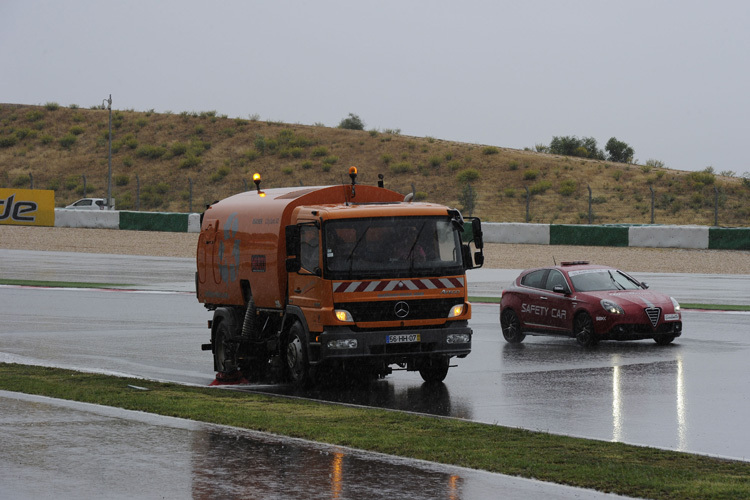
[309,321,472,364]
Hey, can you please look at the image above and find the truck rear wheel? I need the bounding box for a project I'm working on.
[286,321,312,387]
[418,356,450,383]
[214,320,238,374]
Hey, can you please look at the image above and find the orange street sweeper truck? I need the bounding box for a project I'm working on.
[196,168,484,386]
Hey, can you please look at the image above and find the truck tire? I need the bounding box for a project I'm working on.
[285,321,312,387]
[418,356,450,383]
[214,320,238,374]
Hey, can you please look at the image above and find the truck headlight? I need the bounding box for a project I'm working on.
[327,339,358,349]
[334,309,354,322]
[448,304,465,318]
[600,299,624,315]
[447,333,470,344]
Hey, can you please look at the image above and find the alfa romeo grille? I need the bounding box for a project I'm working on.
[645,307,661,328]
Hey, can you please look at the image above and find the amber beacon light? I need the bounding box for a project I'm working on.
[253,173,265,197]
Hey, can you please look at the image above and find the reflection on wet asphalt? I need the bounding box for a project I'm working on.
[0,392,624,500]
[1,250,749,497]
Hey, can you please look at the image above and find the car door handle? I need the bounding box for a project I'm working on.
[294,287,302,293]
[540,296,548,300]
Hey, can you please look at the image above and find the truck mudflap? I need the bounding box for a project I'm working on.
[308,321,472,364]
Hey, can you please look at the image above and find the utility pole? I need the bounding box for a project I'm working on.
[103,94,113,209]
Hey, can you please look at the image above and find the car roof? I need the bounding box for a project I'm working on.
[521,262,614,276]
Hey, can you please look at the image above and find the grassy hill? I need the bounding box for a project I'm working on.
[2,102,749,226]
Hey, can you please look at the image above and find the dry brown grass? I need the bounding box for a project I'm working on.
[2,103,749,226]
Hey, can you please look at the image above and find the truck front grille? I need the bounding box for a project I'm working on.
[336,298,462,322]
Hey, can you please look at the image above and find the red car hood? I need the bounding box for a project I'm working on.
[584,290,674,309]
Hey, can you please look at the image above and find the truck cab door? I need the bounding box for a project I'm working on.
[288,224,325,331]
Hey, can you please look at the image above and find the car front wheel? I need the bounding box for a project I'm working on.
[574,312,597,347]
[653,335,675,345]
[500,309,525,344]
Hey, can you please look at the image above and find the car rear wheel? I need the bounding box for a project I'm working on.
[500,309,525,344]
[574,312,597,347]
[653,335,675,345]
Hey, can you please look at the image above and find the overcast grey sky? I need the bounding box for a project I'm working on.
[2,1,749,175]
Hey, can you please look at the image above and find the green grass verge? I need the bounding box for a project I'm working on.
[680,303,750,311]
[1,363,748,499]
[0,279,131,289]
[469,296,750,311]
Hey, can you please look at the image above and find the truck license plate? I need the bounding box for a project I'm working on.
[386,333,421,344]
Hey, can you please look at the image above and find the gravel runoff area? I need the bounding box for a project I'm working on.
[2,225,750,275]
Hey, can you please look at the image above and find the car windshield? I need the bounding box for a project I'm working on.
[568,269,642,292]
[323,216,463,279]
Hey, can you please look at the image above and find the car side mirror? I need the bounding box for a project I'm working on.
[641,282,649,289]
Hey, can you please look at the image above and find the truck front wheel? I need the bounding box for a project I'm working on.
[286,321,312,387]
[418,356,450,383]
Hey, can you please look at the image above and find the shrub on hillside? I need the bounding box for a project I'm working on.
[338,113,365,130]
[390,162,412,174]
[529,180,552,195]
[558,179,577,196]
[59,133,77,149]
[136,145,167,159]
[12,174,29,187]
[179,154,201,169]
[457,168,480,183]
[26,110,44,122]
[0,136,18,148]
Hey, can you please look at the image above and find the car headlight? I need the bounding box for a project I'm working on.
[334,309,353,323]
[670,297,680,312]
[600,299,625,315]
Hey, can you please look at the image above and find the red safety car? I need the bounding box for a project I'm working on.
[499,262,682,347]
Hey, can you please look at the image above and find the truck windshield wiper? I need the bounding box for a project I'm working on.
[407,221,428,273]
[348,225,372,278]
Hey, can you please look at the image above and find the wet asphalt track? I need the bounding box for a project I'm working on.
[1,249,748,498]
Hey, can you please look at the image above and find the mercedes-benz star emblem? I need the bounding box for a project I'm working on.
[394,301,410,318]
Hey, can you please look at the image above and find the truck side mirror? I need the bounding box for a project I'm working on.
[286,258,301,273]
[474,251,484,267]
[285,225,300,257]
[285,225,301,272]
[471,218,484,249]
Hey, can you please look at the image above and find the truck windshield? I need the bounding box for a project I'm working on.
[323,216,463,279]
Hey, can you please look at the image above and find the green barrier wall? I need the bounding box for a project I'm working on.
[119,211,189,232]
[549,224,629,247]
[708,227,750,250]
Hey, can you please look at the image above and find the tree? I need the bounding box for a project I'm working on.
[338,113,365,130]
[458,182,477,217]
[548,136,604,160]
[605,137,634,163]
